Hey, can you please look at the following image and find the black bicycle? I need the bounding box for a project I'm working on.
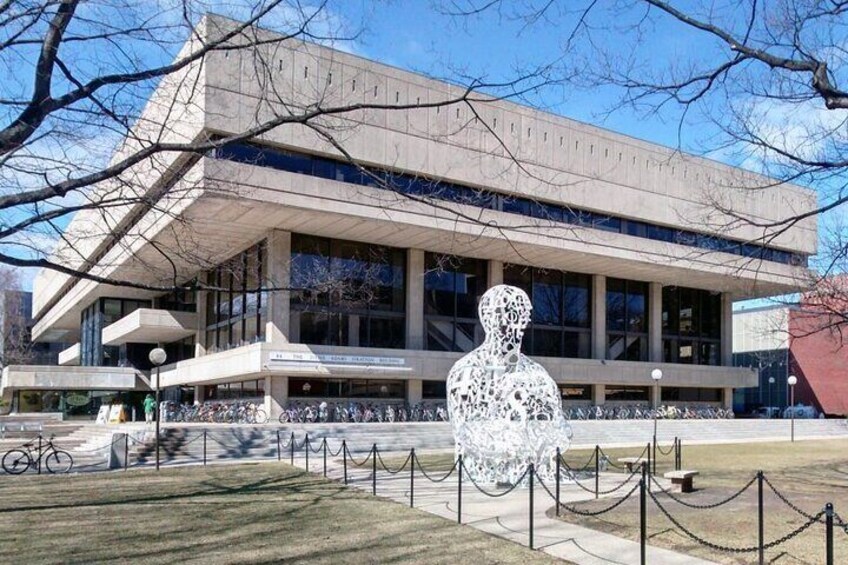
[2,435,74,474]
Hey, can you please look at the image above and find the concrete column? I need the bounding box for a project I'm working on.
[265,375,288,419]
[407,379,423,405]
[265,230,291,345]
[406,249,425,349]
[649,282,663,363]
[487,260,503,287]
[194,272,207,358]
[193,385,204,403]
[592,275,607,359]
[722,386,733,409]
[720,293,733,366]
[592,384,605,405]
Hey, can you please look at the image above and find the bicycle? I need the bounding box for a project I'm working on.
[2,435,74,474]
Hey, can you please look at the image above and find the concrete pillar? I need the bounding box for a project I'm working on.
[487,260,503,287]
[193,385,204,403]
[722,387,733,409]
[592,384,605,405]
[720,293,733,366]
[406,249,425,349]
[265,375,288,419]
[265,230,291,345]
[407,379,423,405]
[194,272,207,357]
[592,275,607,359]
[649,282,663,363]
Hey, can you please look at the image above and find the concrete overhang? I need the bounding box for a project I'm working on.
[102,308,198,346]
[58,343,80,366]
[158,341,757,389]
[1,365,140,395]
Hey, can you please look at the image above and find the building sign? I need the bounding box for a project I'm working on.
[268,351,406,367]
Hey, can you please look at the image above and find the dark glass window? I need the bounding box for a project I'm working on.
[424,254,487,352]
[606,279,648,361]
[503,264,592,359]
[661,387,722,402]
[213,141,805,267]
[422,380,447,399]
[290,234,405,349]
[207,379,265,400]
[79,297,151,366]
[204,242,266,351]
[289,378,404,399]
[605,385,650,401]
[661,286,722,366]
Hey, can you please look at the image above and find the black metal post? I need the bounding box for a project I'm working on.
[826,503,834,565]
[555,447,561,517]
[276,430,281,461]
[203,430,207,466]
[290,432,295,465]
[678,438,682,470]
[372,443,377,496]
[342,440,348,485]
[529,463,535,550]
[640,463,647,565]
[646,442,651,479]
[37,434,42,475]
[595,444,600,499]
[305,434,310,472]
[323,438,327,477]
[758,471,764,565]
[457,454,463,524]
[124,434,129,471]
[155,365,160,471]
[652,435,657,476]
[410,448,415,508]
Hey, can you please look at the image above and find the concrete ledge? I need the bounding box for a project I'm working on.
[58,343,80,366]
[102,308,198,346]
[1,365,139,394]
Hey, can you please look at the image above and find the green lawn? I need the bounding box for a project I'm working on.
[405,439,848,564]
[0,462,563,564]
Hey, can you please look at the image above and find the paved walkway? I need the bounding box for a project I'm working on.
[289,450,714,565]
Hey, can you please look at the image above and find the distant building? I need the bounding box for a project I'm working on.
[733,300,848,417]
[0,290,65,367]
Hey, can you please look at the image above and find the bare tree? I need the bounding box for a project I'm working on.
[1,0,556,298]
[0,266,33,365]
[445,0,848,336]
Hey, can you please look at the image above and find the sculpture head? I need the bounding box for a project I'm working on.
[478,284,532,352]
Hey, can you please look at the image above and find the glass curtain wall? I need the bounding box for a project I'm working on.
[661,286,722,365]
[503,264,591,358]
[80,298,151,366]
[424,253,487,352]
[606,278,649,361]
[290,234,406,349]
[204,242,266,351]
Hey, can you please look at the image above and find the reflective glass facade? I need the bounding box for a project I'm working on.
[503,264,591,358]
[288,378,406,399]
[290,234,405,349]
[424,253,487,352]
[80,297,150,366]
[204,241,266,351]
[661,286,722,365]
[606,278,649,361]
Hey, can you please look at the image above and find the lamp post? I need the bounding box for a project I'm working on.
[302,382,312,395]
[787,375,798,442]
[768,376,775,417]
[149,347,167,471]
[651,369,663,472]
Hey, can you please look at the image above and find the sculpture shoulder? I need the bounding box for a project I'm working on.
[447,351,485,383]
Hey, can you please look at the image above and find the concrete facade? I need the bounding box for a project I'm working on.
[17,15,816,417]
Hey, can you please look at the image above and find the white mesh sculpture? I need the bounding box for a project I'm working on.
[446,284,572,485]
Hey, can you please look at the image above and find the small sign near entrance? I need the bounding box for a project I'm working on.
[95,405,110,424]
[268,351,406,367]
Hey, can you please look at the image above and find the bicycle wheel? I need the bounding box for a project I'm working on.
[45,450,73,474]
[253,409,268,424]
[2,449,31,474]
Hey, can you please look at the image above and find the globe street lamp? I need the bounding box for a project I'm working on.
[787,375,798,442]
[651,368,663,474]
[149,347,167,471]
[768,376,775,417]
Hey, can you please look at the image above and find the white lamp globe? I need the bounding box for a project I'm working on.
[149,347,167,366]
[651,368,663,381]
[788,375,798,386]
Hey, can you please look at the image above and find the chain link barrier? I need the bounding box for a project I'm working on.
[656,442,676,456]
[599,444,648,471]
[536,471,641,516]
[412,454,458,483]
[561,460,640,495]
[650,474,757,510]
[649,487,825,553]
[461,462,530,498]
[375,448,412,475]
[343,443,374,467]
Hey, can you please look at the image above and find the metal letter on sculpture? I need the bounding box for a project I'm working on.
[446,284,572,484]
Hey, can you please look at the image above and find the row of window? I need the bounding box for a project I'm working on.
[214,142,806,266]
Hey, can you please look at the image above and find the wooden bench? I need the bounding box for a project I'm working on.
[664,470,699,493]
[617,457,646,473]
[0,421,43,439]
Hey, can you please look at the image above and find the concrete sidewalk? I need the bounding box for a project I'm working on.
[291,450,715,565]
